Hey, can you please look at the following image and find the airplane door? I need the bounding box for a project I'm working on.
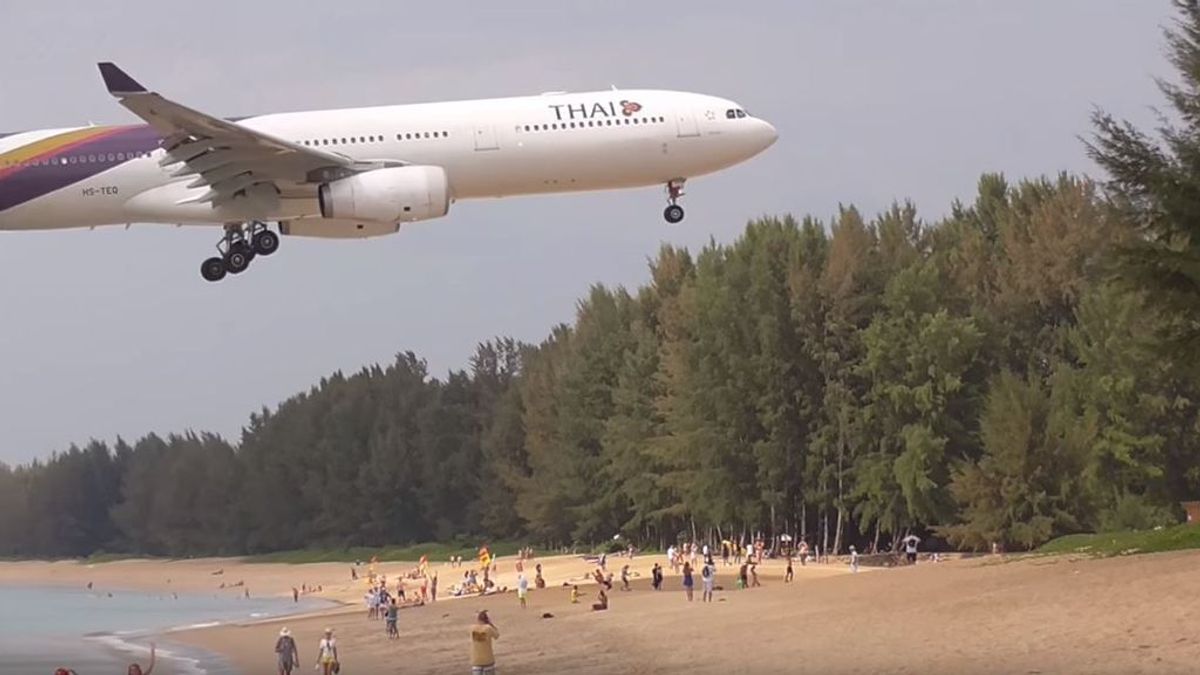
[675,110,700,138]
[474,125,499,151]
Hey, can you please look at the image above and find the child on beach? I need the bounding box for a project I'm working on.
[571,585,581,604]
[621,565,631,591]
[785,558,794,583]
[682,562,694,602]
[592,588,609,611]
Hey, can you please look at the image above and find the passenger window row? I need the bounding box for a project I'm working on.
[299,131,450,148]
[520,116,667,133]
[1,150,153,169]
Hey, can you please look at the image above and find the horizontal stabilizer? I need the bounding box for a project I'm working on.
[98,62,147,95]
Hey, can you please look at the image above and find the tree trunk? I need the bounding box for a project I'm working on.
[872,520,881,554]
[800,502,807,543]
[833,506,844,557]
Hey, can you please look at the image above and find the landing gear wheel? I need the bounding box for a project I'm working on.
[664,204,685,224]
[225,249,251,275]
[201,257,227,282]
[252,230,280,256]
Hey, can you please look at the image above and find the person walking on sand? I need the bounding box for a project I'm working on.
[785,557,794,583]
[903,535,921,565]
[651,563,663,591]
[620,564,631,591]
[701,560,715,602]
[682,562,695,602]
[431,573,439,603]
[127,643,156,675]
[470,610,500,675]
[850,545,860,573]
[517,573,529,609]
[316,628,338,675]
[275,627,299,675]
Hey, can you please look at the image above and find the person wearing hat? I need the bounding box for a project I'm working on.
[470,610,500,674]
[275,627,299,675]
[316,628,339,675]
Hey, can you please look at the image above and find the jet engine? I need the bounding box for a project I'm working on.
[317,165,450,223]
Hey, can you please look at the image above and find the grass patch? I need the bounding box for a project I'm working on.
[1037,523,1200,557]
[244,541,523,564]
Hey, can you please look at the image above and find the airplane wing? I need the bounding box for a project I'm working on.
[98,62,361,207]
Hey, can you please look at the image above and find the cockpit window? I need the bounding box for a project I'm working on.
[726,109,737,119]
[735,109,747,118]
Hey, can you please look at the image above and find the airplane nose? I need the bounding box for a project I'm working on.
[759,119,778,148]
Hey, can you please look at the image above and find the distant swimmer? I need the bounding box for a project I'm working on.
[127,642,156,675]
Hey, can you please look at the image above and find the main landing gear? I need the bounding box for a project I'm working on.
[664,179,686,224]
[200,221,280,282]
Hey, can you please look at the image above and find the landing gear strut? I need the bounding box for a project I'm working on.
[200,221,279,282]
[663,179,686,224]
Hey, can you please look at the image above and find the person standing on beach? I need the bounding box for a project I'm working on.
[903,535,921,565]
[386,599,400,638]
[275,627,299,675]
[431,573,439,603]
[682,562,694,602]
[517,573,529,609]
[785,557,794,583]
[651,563,663,591]
[127,642,156,675]
[470,610,500,675]
[316,628,338,675]
[850,545,860,573]
[701,560,715,602]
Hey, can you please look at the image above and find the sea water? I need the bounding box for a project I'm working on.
[0,585,330,674]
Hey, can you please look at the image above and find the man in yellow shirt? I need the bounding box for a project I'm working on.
[470,610,500,674]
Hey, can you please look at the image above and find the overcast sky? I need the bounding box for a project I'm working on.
[0,1,1175,464]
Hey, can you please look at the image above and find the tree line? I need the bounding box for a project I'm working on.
[3,0,1199,561]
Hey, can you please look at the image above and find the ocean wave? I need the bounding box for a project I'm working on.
[87,632,209,675]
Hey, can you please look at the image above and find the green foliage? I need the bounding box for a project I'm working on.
[1038,523,1200,557]
[1088,0,1200,372]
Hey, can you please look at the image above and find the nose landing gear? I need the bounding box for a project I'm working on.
[664,179,686,224]
[200,221,279,282]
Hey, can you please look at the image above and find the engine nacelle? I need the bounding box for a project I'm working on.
[278,218,399,239]
[318,165,450,223]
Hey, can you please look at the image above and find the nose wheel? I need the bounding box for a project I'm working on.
[200,221,278,282]
[663,179,686,224]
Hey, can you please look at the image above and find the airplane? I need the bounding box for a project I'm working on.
[0,63,778,282]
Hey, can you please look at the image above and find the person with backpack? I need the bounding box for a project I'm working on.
[275,627,299,674]
[701,561,715,602]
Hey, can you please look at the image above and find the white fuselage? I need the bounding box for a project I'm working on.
[0,89,776,232]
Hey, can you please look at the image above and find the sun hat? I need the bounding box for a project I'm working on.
[279,627,291,637]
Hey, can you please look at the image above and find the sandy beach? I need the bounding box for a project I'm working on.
[5,549,1200,673]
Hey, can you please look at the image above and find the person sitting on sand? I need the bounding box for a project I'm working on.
[275,627,299,675]
[316,628,338,675]
[571,585,582,604]
[592,588,608,611]
[127,643,156,675]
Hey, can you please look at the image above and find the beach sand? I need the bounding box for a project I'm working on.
[6,550,1200,673]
